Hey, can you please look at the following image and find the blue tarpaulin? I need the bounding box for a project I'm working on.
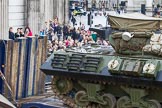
[0,40,6,93]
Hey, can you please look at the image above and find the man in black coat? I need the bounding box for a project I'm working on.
[63,24,69,40]
[57,25,62,41]
[9,27,15,40]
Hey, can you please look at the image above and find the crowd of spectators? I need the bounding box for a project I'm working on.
[45,17,109,55]
[9,27,33,40]
[8,16,109,55]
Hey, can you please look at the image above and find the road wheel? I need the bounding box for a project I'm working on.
[75,90,89,107]
[117,96,131,108]
[99,93,116,108]
[52,77,73,95]
[147,99,161,108]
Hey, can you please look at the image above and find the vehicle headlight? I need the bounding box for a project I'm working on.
[108,59,119,69]
[122,32,134,41]
[143,63,155,74]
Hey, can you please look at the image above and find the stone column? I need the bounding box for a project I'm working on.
[26,0,48,35]
[57,0,65,24]
[0,0,9,39]
[27,0,41,35]
[49,0,54,20]
[53,0,58,18]
[56,0,59,20]
[53,0,68,25]
[26,0,68,34]
[44,0,54,22]
[64,0,69,24]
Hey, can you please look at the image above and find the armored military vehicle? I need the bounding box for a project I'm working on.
[41,13,162,108]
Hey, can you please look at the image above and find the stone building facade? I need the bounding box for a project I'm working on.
[0,0,69,39]
[127,0,162,11]
[87,0,118,10]
[87,0,162,11]
[127,0,152,11]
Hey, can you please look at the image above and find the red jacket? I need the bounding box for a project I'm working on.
[28,31,33,36]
